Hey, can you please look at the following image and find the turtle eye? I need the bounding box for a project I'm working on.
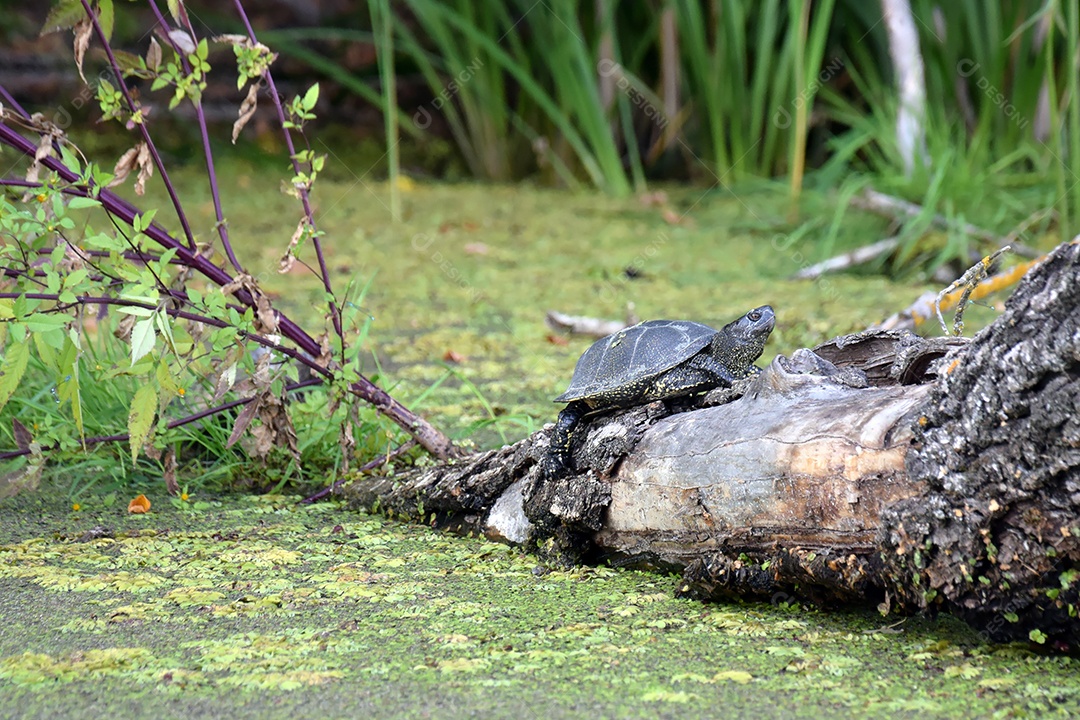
[748,311,761,321]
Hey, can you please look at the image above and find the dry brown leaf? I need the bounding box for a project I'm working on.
[134,142,153,196]
[108,146,139,188]
[233,82,259,144]
[167,28,196,55]
[73,17,92,83]
[226,399,261,449]
[255,294,279,335]
[146,37,162,71]
[163,447,179,496]
[127,494,151,514]
[546,334,570,346]
[114,312,136,341]
[213,361,239,401]
[12,419,32,452]
[212,34,250,46]
[278,218,306,274]
[442,350,465,363]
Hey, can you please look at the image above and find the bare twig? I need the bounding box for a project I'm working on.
[300,439,419,504]
[934,246,1009,335]
[875,250,1046,333]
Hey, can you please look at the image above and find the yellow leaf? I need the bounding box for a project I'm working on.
[127,384,157,463]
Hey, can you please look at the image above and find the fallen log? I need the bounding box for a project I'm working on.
[346,240,1079,645]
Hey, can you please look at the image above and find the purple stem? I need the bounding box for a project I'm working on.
[78,0,198,252]
[231,0,344,344]
[0,376,324,461]
[0,85,29,117]
[0,291,333,378]
[146,0,244,274]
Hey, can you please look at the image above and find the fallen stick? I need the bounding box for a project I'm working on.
[545,305,639,339]
[792,236,900,279]
[852,189,1042,259]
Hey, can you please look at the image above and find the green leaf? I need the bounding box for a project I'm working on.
[127,383,158,464]
[55,330,83,440]
[166,0,184,25]
[130,317,156,366]
[67,196,101,210]
[0,341,30,415]
[40,0,85,35]
[154,310,177,355]
[23,313,69,334]
[301,83,320,111]
[97,0,114,42]
[116,305,155,317]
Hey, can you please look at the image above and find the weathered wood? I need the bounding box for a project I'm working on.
[880,239,1080,643]
[345,241,1079,644]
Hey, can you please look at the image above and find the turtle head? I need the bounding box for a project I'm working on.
[710,305,775,376]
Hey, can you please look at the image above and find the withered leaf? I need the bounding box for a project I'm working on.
[114,312,136,341]
[163,447,179,496]
[213,362,239,401]
[167,28,196,55]
[108,146,139,189]
[146,37,162,71]
[12,418,32,452]
[233,82,259,144]
[127,494,151,514]
[226,398,261,449]
[73,17,92,83]
[278,218,307,274]
[134,141,153,196]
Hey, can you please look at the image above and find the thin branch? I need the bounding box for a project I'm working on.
[231,0,344,345]
[0,291,333,379]
[78,0,198,251]
[146,0,244,274]
[300,439,419,505]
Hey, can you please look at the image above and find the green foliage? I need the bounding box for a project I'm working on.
[264,1,1078,274]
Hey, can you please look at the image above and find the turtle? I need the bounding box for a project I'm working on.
[541,305,775,479]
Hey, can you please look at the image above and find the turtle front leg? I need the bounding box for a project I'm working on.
[639,355,738,402]
[542,400,589,480]
[685,353,739,386]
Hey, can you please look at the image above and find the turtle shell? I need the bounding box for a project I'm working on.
[554,320,717,403]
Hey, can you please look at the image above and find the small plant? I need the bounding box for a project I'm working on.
[0,0,457,497]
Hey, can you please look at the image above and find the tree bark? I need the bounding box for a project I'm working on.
[345,240,1080,645]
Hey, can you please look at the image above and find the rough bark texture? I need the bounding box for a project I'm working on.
[344,241,1079,644]
[880,240,1080,644]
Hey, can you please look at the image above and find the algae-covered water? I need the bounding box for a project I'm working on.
[2,489,1078,719]
[2,168,1066,718]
